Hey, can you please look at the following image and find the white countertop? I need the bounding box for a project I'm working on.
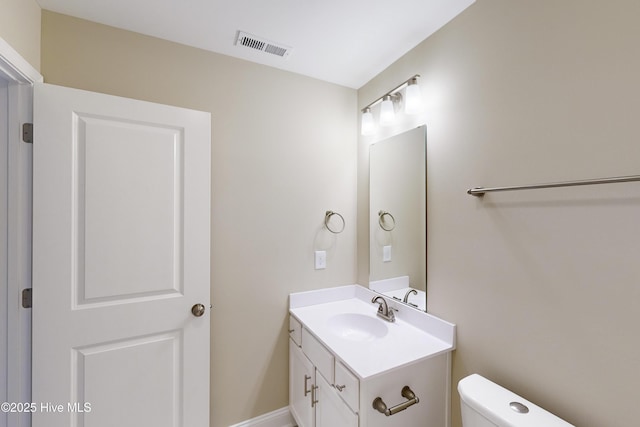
[289,285,456,379]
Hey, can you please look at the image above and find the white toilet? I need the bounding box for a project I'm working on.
[458,374,575,427]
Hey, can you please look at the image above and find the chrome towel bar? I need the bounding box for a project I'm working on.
[467,174,640,197]
[372,386,419,416]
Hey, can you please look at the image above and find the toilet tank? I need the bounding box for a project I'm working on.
[458,374,575,427]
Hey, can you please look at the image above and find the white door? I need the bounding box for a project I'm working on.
[31,83,211,427]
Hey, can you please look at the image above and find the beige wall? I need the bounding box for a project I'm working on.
[41,11,357,426]
[0,0,41,70]
[358,1,640,426]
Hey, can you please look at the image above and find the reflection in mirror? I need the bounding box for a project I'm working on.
[369,126,426,311]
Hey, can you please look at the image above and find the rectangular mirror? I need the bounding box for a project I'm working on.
[369,126,426,310]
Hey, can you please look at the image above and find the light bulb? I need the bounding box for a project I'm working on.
[404,77,422,115]
[361,108,375,135]
[379,95,395,126]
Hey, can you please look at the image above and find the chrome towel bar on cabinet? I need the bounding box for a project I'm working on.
[372,386,420,416]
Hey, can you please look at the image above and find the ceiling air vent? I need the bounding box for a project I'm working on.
[235,31,292,59]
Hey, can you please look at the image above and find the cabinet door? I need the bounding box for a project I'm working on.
[315,372,358,427]
[335,361,359,413]
[290,339,315,427]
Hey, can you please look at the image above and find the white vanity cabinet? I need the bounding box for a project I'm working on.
[288,285,457,427]
[289,316,449,427]
[289,318,358,427]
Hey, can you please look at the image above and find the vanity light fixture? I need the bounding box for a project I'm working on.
[404,77,422,114]
[379,95,396,126]
[360,74,422,135]
[361,107,375,135]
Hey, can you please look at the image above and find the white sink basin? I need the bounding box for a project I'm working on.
[290,285,456,379]
[327,313,388,341]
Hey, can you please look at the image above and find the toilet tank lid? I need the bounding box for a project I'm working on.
[458,374,575,427]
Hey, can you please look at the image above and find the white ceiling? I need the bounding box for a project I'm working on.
[36,0,475,89]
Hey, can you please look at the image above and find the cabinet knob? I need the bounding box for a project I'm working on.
[336,384,346,392]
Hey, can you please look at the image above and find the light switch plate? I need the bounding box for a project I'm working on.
[383,245,392,262]
[315,251,327,269]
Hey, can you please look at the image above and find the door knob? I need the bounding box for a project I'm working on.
[191,303,206,317]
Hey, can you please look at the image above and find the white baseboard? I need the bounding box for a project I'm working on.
[228,407,295,427]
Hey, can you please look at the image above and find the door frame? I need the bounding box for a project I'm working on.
[0,36,43,427]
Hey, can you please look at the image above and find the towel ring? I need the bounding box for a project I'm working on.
[324,211,345,234]
[378,210,396,231]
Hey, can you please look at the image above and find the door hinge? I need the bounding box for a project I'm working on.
[22,123,33,143]
[22,288,32,308]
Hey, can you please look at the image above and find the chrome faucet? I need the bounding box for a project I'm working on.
[403,289,418,303]
[371,296,396,322]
